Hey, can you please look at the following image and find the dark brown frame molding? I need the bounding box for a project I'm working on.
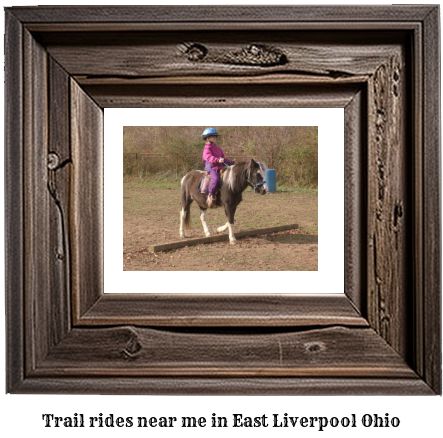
[5,6,441,394]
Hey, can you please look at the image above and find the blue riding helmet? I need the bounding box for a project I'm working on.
[202,127,220,140]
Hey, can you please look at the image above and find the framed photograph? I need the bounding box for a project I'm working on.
[107,108,340,292]
[5,5,440,394]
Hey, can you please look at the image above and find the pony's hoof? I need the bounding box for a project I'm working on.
[206,232,212,237]
[217,227,224,233]
[180,232,185,238]
[229,239,237,245]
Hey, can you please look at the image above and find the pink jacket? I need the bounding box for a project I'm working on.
[202,142,232,171]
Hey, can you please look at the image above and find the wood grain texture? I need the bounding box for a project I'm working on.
[13,377,434,396]
[23,29,50,372]
[9,5,436,23]
[37,326,415,378]
[83,83,361,108]
[4,10,24,393]
[41,32,400,79]
[411,12,425,389]
[48,57,72,346]
[344,90,366,314]
[422,6,441,394]
[367,50,409,358]
[79,294,366,327]
[70,81,104,321]
[4,5,441,394]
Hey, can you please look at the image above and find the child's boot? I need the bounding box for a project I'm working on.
[207,194,214,208]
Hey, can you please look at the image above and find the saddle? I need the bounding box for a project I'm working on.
[198,173,214,195]
[198,168,227,195]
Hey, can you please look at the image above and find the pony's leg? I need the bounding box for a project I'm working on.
[199,207,211,237]
[224,204,237,245]
[217,222,229,233]
[179,207,187,238]
[227,223,236,244]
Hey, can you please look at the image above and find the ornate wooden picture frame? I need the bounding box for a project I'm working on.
[5,6,441,394]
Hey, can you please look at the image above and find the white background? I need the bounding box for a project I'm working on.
[105,108,343,293]
[1,1,442,437]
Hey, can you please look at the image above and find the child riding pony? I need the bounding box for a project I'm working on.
[201,128,235,207]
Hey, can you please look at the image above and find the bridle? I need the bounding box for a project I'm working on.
[247,179,267,193]
[223,162,267,193]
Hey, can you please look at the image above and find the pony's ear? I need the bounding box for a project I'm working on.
[250,159,259,168]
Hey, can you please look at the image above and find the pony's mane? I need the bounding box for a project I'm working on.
[223,160,267,192]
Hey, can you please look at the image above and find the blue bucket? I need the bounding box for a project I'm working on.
[265,169,277,193]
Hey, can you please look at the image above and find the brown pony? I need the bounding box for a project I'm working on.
[179,159,268,244]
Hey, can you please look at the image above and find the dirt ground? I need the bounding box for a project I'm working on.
[123,179,318,271]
